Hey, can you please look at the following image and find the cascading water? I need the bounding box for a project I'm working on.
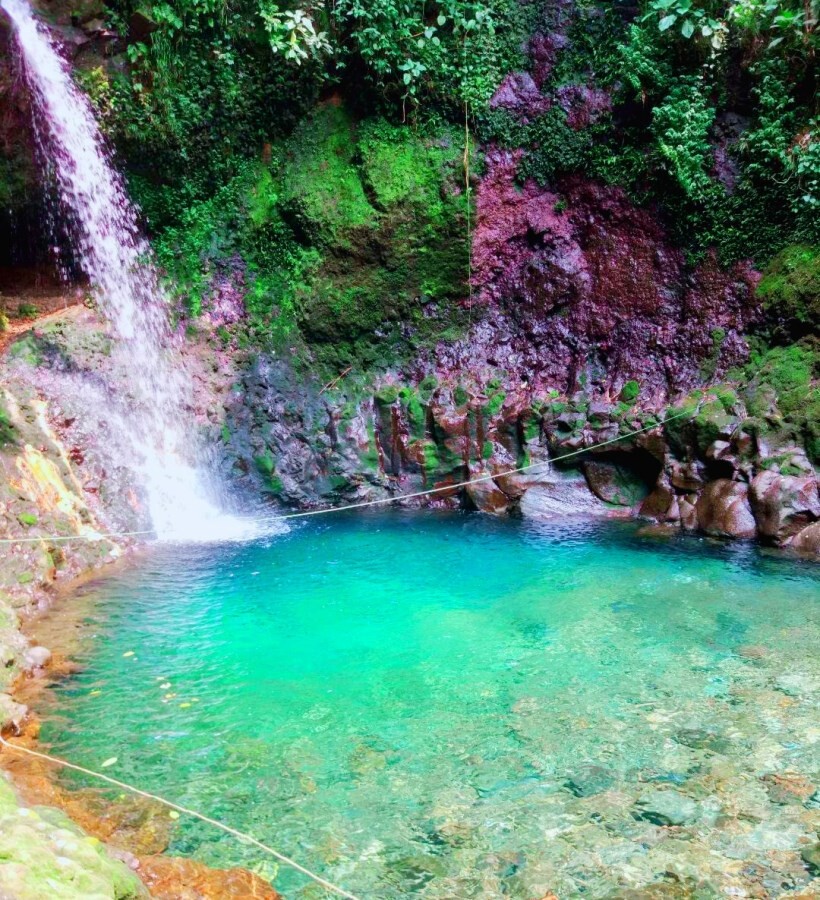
[2,0,260,541]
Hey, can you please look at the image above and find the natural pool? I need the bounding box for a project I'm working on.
[34,513,820,898]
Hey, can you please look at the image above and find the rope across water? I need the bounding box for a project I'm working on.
[0,406,696,545]
[0,734,360,899]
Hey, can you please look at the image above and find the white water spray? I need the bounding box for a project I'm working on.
[2,0,261,541]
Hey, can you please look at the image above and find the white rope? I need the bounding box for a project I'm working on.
[0,407,695,544]
[0,734,360,900]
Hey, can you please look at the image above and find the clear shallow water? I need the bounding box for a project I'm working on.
[37,514,820,898]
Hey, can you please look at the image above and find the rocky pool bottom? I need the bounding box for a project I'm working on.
[27,513,820,899]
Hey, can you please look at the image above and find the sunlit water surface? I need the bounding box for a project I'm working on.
[36,514,820,898]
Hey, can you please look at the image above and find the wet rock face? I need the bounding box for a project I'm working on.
[490,72,551,119]
[461,150,760,400]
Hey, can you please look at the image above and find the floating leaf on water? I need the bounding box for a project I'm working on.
[89,690,102,696]
[164,693,177,699]
[122,651,134,658]
[160,682,171,689]
[169,811,180,820]
[101,757,118,768]
[179,702,191,708]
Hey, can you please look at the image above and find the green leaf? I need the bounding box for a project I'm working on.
[681,19,695,38]
[658,14,677,30]
[437,14,446,26]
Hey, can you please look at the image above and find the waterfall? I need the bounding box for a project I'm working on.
[1,0,262,541]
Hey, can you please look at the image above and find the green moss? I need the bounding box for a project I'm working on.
[620,380,640,402]
[253,453,275,476]
[17,513,37,527]
[748,342,818,419]
[0,404,15,446]
[420,439,440,472]
[523,414,542,442]
[272,106,469,365]
[712,386,739,413]
[6,335,42,367]
[402,391,427,440]
[701,328,727,381]
[757,245,820,341]
[484,391,506,418]
[280,104,376,243]
[482,440,494,460]
[418,375,438,402]
[375,385,400,405]
[453,385,469,406]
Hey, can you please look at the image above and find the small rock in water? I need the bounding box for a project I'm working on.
[635,789,699,826]
[674,727,731,754]
[761,772,815,805]
[565,764,615,797]
[801,843,820,875]
[23,645,51,670]
[736,644,769,660]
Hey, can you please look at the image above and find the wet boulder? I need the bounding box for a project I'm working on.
[792,522,820,558]
[669,460,707,492]
[465,469,511,515]
[749,470,819,543]
[679,494,699,530]
[696,480,756,539]
[639,476,680,523]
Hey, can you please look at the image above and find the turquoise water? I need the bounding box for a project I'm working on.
[37,513,820,897]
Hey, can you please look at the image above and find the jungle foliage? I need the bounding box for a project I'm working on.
[68,0,819,369]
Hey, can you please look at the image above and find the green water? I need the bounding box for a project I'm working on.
[37,513,820,898]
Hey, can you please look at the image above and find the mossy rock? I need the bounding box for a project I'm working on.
[620,380,640,403]
[757,245,820,341]
[0,779,148,899]
[279,103,375,245]
[278,104,469,361]
[746,341,818,419]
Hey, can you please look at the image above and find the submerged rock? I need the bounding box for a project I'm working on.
[635,790,699,827]
[802,843,820,875]
[137,855,281,899]
[566,765,616,797]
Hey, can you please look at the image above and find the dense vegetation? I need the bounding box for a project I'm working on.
[1,0,818,379]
